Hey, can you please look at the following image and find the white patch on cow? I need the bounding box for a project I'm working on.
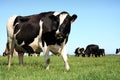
[7,15,17,39]
[29,37,39,52]
[48,38,67,55]
[38,20,44,51]
[14,22,19,27]
[20,41,25,46]
[39,20,43,40]
[14,29,20,38]
[39,20,46,52]
[59,14,68,26]
[56,13,68,33]
[53,12,60,16]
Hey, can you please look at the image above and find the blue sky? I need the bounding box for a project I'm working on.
[0,0,120,55]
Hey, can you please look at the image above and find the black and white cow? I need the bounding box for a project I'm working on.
[116,48,120,54]
[6,11,77,70]
[74,47,84,57]
[84,44,99,57]
[74,47,80,56]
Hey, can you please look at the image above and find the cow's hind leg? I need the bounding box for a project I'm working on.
[8,50,14,67]
[8,40,15,67]
[18,51,24,65]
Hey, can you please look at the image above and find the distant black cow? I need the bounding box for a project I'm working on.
[98,49,105,57]
[84,44,99,57]
[6,11,77,70]
[74,47,84,57]
[74,47,80,56]
[116,48,120,54]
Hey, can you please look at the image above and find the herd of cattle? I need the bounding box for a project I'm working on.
[74,44,105,57]
[74,45,120,57]
[1,11,120,70]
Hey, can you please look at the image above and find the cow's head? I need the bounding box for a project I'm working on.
[55,12,77,39]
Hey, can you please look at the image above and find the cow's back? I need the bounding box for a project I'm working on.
[9,12,59,53]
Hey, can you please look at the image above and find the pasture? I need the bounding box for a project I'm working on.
[0,55,120,80]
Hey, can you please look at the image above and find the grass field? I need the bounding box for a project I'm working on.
[0,55,120,80]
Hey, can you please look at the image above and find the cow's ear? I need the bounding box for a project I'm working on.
[70,14,77,23]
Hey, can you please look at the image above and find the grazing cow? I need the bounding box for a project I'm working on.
[84,44,99,57]
[98,49,105,56]
[74,47,80,56]
[74,47,84,57]
[116,48,120,54]
[6,11,77,70]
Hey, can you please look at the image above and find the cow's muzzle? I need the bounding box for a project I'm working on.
[55,31,63,40]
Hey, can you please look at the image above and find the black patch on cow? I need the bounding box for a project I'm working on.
[42,32,56,46]
[57,12,71,38]
[42,31,66,46]
[41,13,60,46]
[22,45,34,53]
[116,48,120,54]
[15,22,40,45]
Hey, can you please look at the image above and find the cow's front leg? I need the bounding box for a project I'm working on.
[61,47,70,71]
[18,51,24,65]
[43,46,50,70]
[8,41,15,67]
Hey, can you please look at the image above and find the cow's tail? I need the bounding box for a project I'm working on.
[6,15,17,56]
[7,15,17,38]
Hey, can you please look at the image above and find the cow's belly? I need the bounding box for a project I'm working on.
[15,37,42,53]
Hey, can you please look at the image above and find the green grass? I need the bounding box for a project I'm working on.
[0,55,120,80]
